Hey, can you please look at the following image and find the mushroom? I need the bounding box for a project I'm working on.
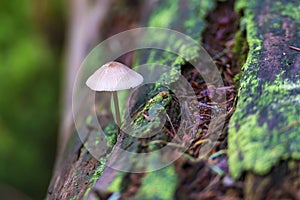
[86,61,143,134]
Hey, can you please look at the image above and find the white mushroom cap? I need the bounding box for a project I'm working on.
[86,61,143,91]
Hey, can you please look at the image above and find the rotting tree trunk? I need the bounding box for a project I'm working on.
[228,0,300,199]
[47,0,300,199]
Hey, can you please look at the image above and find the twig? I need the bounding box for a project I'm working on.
[142,113,152,122]
[193,139,211,148]
[289,45,300,51]
[165,114,182,143]
[163,126,175,137]
[147,140,185,149]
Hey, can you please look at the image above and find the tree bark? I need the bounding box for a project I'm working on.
[228,0,300,199]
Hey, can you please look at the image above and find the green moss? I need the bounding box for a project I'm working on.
[134,166,178,200]
[271,22,280,29]
[149,0,178,27]
[185,0,215,39]
[70,196,77,200]
[272,2,300,20]
[229,73,300,178]
[232,30,246,90]
[229,115,277,177]
[105,165,178,200]
[234,0,248,13]
[232,30,248,69]
[91,159,107,182]
[148,0,215,40]
[229,102,300,178]
[106,172,125,192]
[233,73,241,89]
[134,91,171,125]
[104,124,118,147]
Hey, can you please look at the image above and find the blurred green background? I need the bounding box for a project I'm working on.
[0,0,65,199]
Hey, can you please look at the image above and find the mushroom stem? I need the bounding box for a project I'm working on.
[112,91,121,135]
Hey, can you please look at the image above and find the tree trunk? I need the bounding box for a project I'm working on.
[228,0,300,199]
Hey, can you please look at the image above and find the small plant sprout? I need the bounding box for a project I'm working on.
[86,61,143,134]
